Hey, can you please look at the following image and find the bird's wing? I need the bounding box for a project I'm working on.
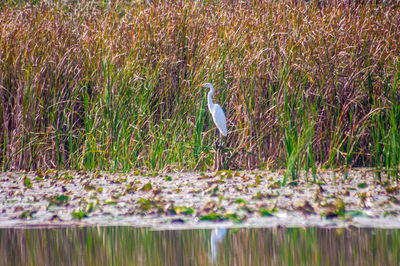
[212,104,227,136]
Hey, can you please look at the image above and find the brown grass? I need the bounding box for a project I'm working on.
[0,1,399,173]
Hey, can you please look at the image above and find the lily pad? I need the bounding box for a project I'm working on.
[141,182,152,191]
[199,213,225,221]
[48,195,70,206]
[23,177,32,188]
[71,210,87,219]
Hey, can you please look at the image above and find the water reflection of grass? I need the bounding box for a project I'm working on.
[0,227,399,265]
[1,1,399,177]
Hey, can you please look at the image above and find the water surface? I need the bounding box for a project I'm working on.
[1,226,399,265]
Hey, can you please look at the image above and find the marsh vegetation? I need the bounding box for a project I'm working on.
[0,1,399,177]
[2,169,400,228]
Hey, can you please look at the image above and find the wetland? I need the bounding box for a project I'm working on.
[1,169,400,229]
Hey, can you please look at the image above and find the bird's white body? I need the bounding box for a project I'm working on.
[204,83,227,136]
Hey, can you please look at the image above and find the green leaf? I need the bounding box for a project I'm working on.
[71,210,87,219]
[84,185,96,191]
[61,173,73,180]
[23,177,32,188]
[19,210,37,219]
[357,182,367,188]
[138,198,152,211]
[225,213,243,223]
[172,206,194,215]
[268,181,281,189]
[199,213,225,221]
[48,195,69,206]
[104,199,117,205]
[141,182,152,191]
[259,209,274,216]
[234,199,246,204]
[86,202,95,213]
[254,191,263,199]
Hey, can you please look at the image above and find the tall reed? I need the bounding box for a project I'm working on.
[0,1,399,175]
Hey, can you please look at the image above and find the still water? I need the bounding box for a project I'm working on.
[1,226,399,265]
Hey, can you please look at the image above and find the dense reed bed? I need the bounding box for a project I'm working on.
[1,1,399,176]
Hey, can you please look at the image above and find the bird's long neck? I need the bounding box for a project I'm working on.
[207,87,214,111]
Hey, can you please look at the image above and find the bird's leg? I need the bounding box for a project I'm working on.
[216,133,225,171]
[215,131,220,150]
[215,148,220,171]
[216,132,223,150]
[214,132,222,171]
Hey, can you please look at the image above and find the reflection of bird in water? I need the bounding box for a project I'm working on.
[210,227,228,263]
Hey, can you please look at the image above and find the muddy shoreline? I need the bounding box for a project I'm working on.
[1,169,400,229]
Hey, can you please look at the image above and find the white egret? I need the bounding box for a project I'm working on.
[201,83,227,147]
